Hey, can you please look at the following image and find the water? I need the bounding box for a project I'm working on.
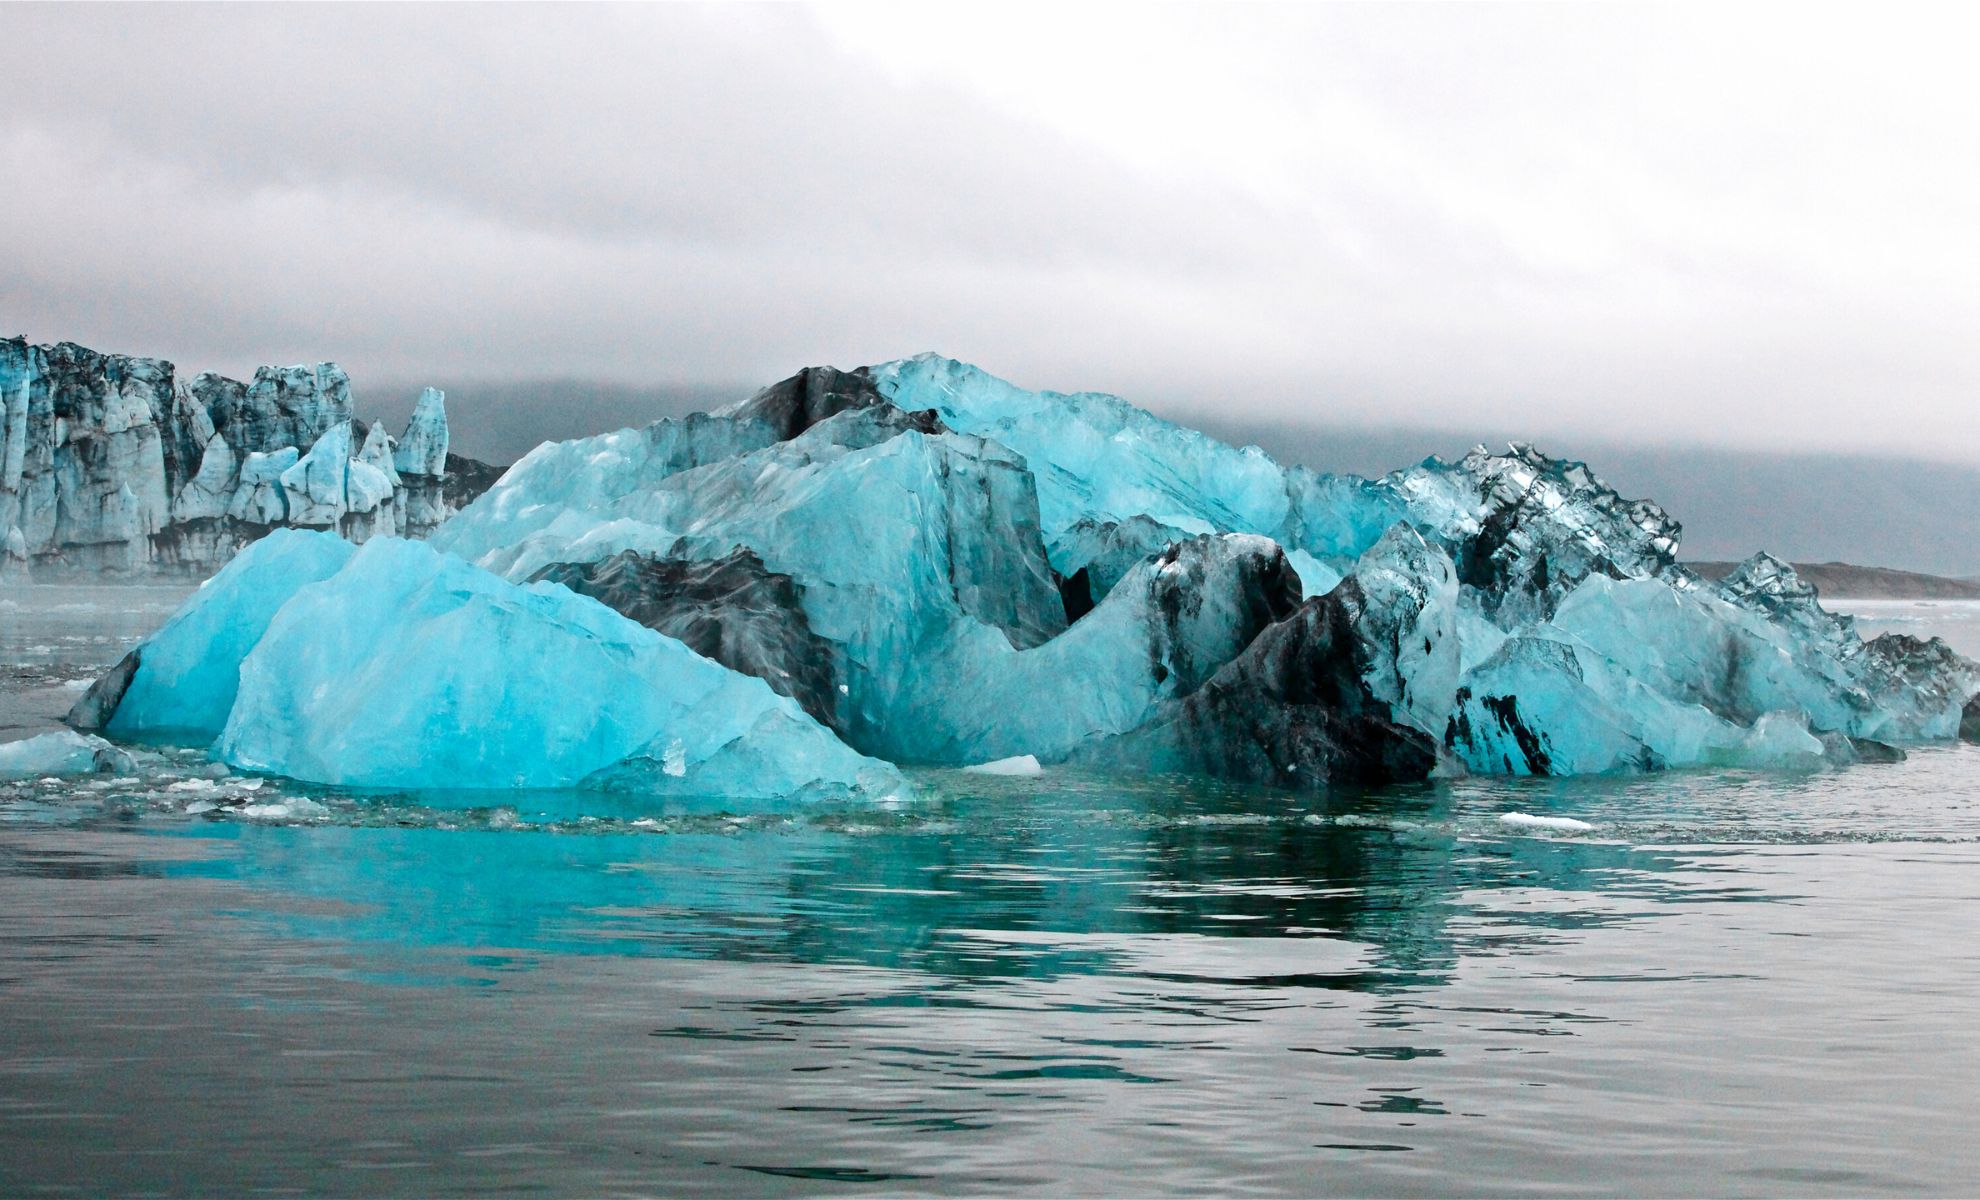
[1839,596,1980,660]
[4,587,1980,1196]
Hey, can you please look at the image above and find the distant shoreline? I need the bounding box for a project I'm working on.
[1688,561,1980,601]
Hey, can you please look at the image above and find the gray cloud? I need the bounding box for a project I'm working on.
[4,2,1978,463]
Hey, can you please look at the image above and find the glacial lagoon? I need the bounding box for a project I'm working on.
[4,585,1980,1196]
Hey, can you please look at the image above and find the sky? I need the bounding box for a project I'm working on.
[4,2,1979,462]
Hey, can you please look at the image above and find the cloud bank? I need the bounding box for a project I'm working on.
[4,3,1978,460]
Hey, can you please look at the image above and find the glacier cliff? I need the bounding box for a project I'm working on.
[74,353,1980,801]
[0,336,484,574]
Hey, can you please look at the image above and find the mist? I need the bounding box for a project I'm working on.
[7,3,1980,464]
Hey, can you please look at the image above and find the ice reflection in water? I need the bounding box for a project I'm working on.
[2,583,1980,1196]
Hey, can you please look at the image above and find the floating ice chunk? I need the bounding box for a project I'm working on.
[238,797,331,821]
[1499,812,1595,834]
[0,731,116,780]
[963,754,1043,776]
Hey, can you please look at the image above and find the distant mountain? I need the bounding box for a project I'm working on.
[1688,560,1980,599]
[368,379,743,466]
[1174,414,1980,579]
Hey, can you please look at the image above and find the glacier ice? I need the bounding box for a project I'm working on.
[78,531,900,802]
[533,548,840,727]
[226,446,299,525]
[865,356,1685,632]
[172,433,237,523]
[0,730,127,780]
[964,755,1044,776]
[219,538,901,798]
[1444,635,1830,776]
[393,387,449,477]
[886,532,1303,765]
[0,335,487,573]
[73,528,358,738]
[1063,530,1456,788]
[77,353,1980,799]
[357,421,401,490]
[871,355,1299,568]
[441,402,1066,762]
[434,366,891,572]
[1498,812,1595,834]
[279,421,395,528]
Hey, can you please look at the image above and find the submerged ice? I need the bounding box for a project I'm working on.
[74,354,1980,801]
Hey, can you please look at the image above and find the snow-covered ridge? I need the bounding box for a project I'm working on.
[72,353,1980,801]
[0,337,478,576]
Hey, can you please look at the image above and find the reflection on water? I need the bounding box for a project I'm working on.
[3,584,1980,1196]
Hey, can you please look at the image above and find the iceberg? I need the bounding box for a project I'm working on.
[80,353,1980,799]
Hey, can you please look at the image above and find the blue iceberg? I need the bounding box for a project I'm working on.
[77,355,1980,798]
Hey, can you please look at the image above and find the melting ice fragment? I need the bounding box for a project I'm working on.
[0,730,127,780]
[1499,812,1595,834]
[963,755,1043,776]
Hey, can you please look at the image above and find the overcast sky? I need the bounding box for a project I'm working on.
[5,2,1979,461]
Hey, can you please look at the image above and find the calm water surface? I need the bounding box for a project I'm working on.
[3,585,1979,1196]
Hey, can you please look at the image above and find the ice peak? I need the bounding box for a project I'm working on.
[394,387,449,478]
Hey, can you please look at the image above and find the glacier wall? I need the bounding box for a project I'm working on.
[0,336,471,575]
